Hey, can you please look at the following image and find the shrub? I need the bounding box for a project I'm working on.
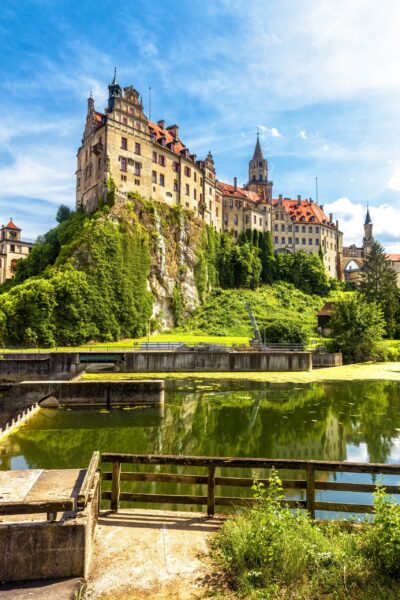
[262,320,309,345]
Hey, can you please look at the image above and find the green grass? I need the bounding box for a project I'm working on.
[210,474,400,599]
[81,362,400,384]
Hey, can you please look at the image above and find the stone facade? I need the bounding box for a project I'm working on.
[0,219,33,283]
[75,72,344,278]
[76,71,222,231]
[218,137,343,278]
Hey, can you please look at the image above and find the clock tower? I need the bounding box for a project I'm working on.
[247,133,273,201]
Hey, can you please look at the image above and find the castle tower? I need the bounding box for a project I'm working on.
[363,206,373,252]
[108,67,122,113]
[247,132,273,201]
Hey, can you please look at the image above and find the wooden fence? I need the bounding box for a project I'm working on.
[101,453,400,518]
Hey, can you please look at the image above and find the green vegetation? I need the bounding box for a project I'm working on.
[0,205,153,345]
[329,294,386,363]
[211,472,400,599]
[263,320,308,345]
[360,240,399,338]
[175,281,340,338]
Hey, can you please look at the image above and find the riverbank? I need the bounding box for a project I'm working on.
[81,361,400,384]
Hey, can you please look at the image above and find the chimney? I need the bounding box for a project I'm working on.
[329,213,333,223]
[297,194,301,201]
[278,194,283,205]
[234,177,237,191]
[320,204,324,211]
[157,119,165,129]
[167,124,179,139]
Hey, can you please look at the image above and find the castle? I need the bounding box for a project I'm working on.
[76,71,344,278]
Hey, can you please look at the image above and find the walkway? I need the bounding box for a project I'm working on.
[86,508,224,599]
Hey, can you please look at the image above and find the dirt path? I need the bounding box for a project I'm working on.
[86,508,224,600]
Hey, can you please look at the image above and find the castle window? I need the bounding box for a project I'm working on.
[295,225,299,232]
[120,157,127,172]
[259,218,262,226]
[224,213,228,224]
[229,200,233,208]
[184,166,191,177]
[185,184,190,195]
[173,162,179,172]
[10,244,15,252]
[173,180,178,191]
[209,201,212,210]
[134,162,141,176]
[123,117,128,125]
[194,189,197,200]
[295,238,299,244]
[309,238,312,245]
[282,237,285,244]
[160,174,165,186]
[316,226,319,233]
[274,224,278,231]
[135,179,140,185]
[234,230,238,238]
[135,142,141,155]
[309,226,313,232]
[245,215,249,224]
[121,137,128,150]
[288,225,292,232]
[121,175,127,182]
[281,224,285,231]
[288,237,292,244]
[216,207,219,217]
[302,225,306,232]
[302,238,306,245]
[152,151,157,163]
[274,236,278,244]
[152,170,157,183]
[194,172,197,182]
[234,214,238,225]
[159,155,165,167]
[253,215,256,224]
[315,239,319,245]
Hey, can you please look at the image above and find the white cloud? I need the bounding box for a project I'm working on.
[324,196,400,252]
[299,130,307,140]
[388,166,400,191]
[258,125,282,138]
[271,127,282,138]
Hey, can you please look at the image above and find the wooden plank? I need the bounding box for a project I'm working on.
[103,491,208,505]
[77,451,100,508]
[0,499,74,515]
[315,501,374,514]
[306,464,315,519]
[315,481,400,494]
[102,472,208,485]
[101,453,400,474]
[207,466,216,517]
[110,461,121,512]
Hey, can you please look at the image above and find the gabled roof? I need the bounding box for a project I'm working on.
[387,254,400,262]
[218,181,261,204]
[317,302,336,316]
[273,198,335,227]
[148,121,186,156]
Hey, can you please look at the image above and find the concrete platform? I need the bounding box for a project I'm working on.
[87,508,224,599]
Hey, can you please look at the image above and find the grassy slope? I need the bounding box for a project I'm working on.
[173,281,346,337]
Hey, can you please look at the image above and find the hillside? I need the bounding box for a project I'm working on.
[174,282,339,338]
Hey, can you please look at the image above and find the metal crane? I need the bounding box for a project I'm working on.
[245,302,262,346]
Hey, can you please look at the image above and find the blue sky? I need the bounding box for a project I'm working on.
[1,0,400,251]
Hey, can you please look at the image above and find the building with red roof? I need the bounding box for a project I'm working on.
[0,219,34,283]
[76,71,222,231]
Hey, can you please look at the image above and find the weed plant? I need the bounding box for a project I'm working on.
[211,471,400,599]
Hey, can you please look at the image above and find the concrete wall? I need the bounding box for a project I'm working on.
[124,351,312,372]
[312,352,343,368]
[0,474,99,582]
[8,380,164,407]
[0,353,82,382]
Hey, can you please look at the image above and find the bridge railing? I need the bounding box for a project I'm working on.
[100,453,400,519]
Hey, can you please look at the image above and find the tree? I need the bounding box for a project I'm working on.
[359,241,398,337]
[56,204,72,223]
[329,294,385,363]
[263,320,308,345]
[260,231,276,284]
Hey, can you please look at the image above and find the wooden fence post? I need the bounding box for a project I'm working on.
[111,461,121,512]
[306,463,315,519]
[207,466,216,518]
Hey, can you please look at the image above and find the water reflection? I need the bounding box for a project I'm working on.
[1,379,400,514]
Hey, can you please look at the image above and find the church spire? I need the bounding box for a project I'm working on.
[108,67,122,112]
[111,67,118,86]
[252,131,264,161]
[365,205,372,225]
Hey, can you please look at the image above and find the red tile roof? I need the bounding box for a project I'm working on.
[148,121,186,155]
[4,219,20,230]
[387,254,400,261]
[317,302,336,316]
[218,182,261,204]
[273,198,335,227]
[94,111,105,127]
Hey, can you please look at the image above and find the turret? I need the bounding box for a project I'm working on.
[363,206,373,252]
[108,67,122,113]
[247,132,273,201]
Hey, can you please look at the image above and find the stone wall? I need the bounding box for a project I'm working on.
[312,352,343,368]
